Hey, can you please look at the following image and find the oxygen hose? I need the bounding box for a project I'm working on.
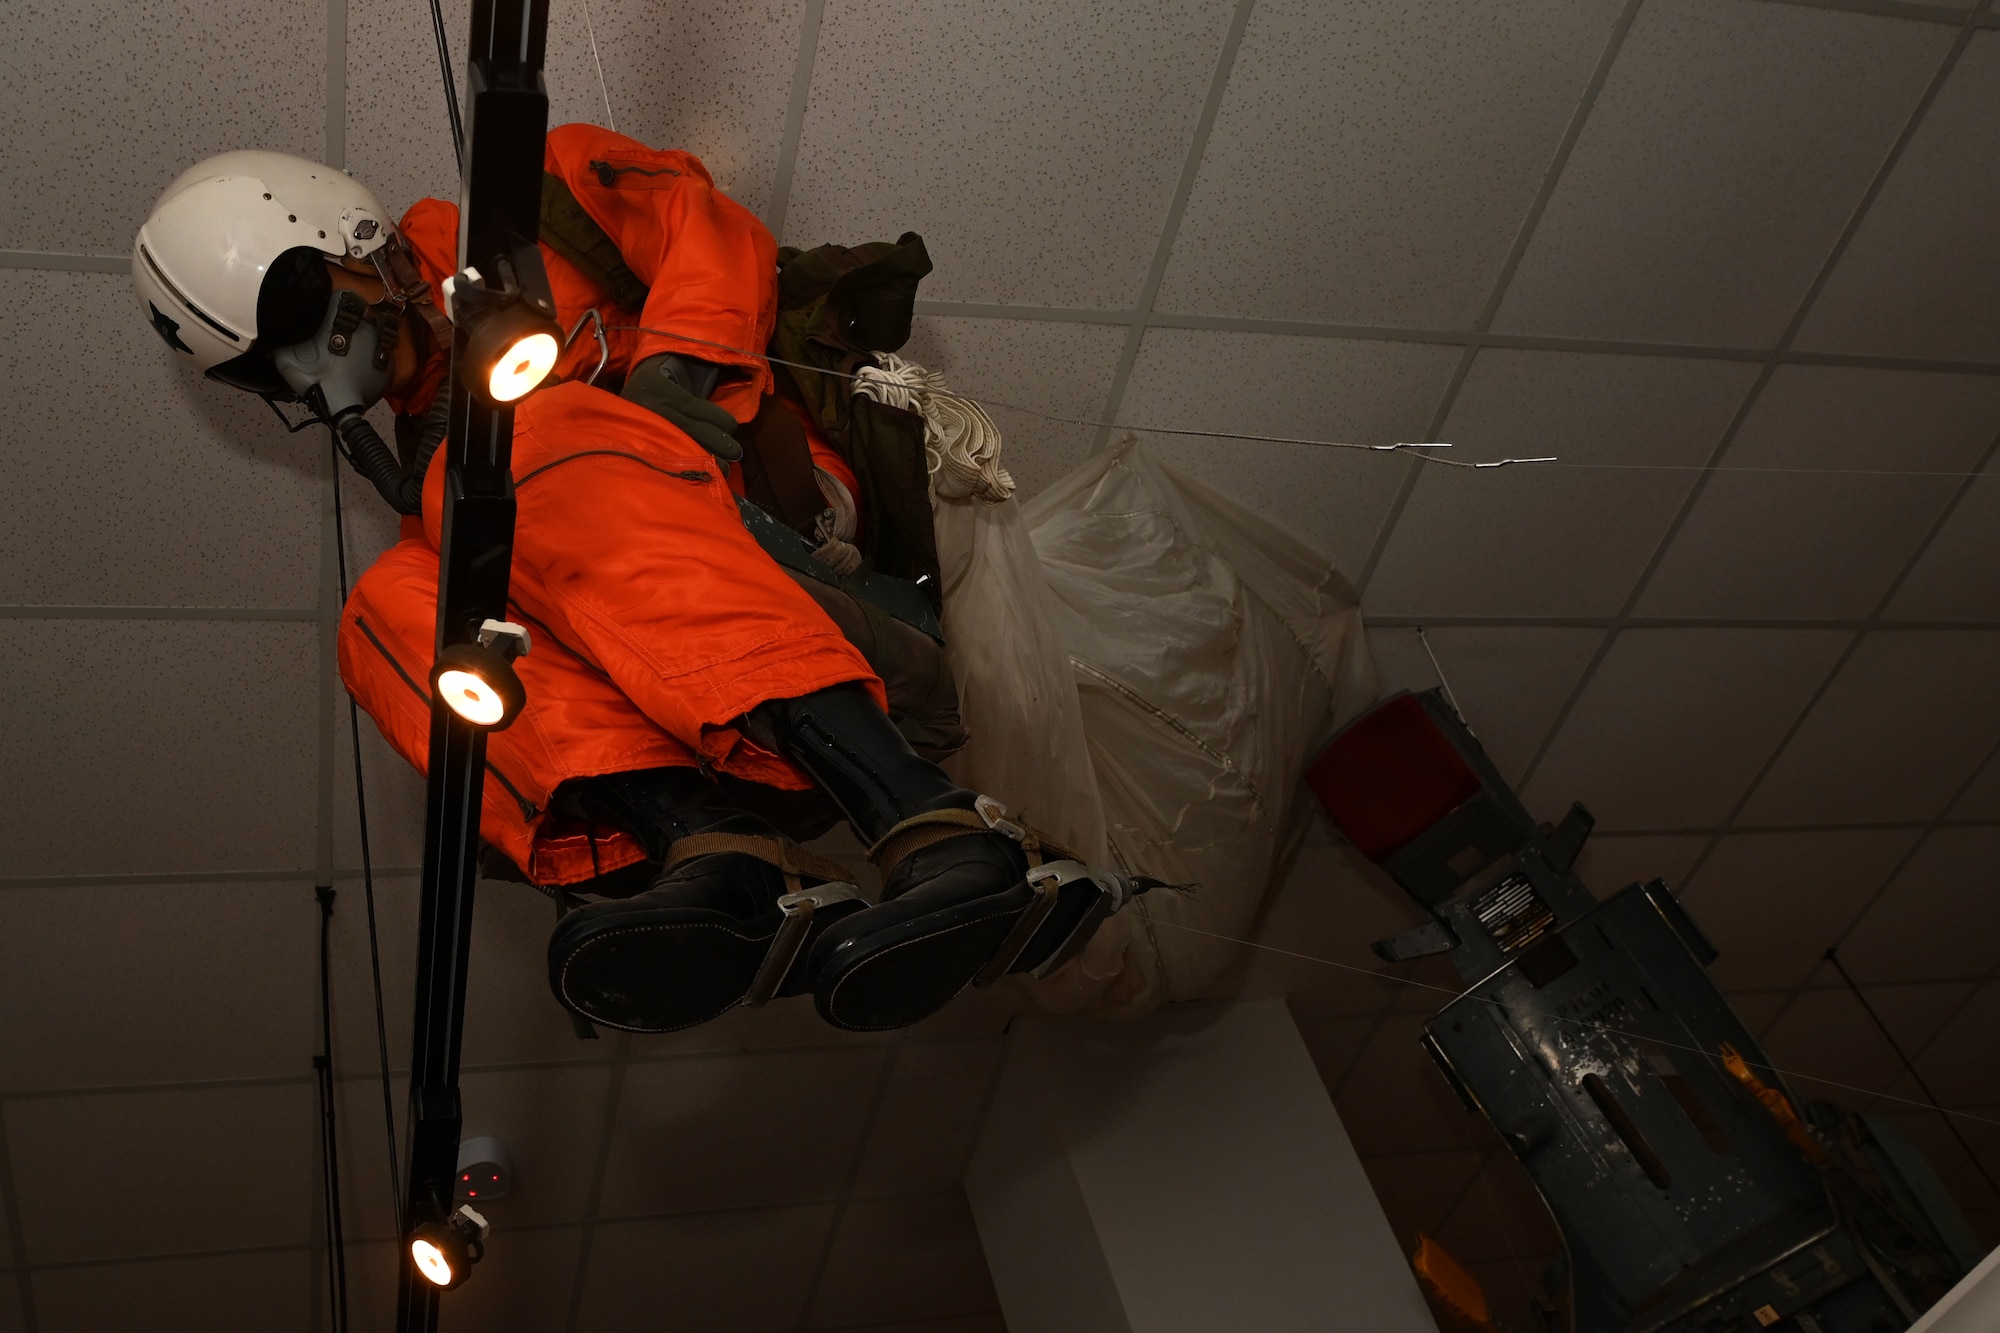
[333,409,424,516]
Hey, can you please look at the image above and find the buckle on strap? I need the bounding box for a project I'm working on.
[972,860,1133,989]
[744,881,866,1007]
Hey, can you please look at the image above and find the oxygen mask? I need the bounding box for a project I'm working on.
[272,288,399,420]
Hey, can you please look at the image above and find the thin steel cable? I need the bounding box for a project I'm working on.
[579,0,616,132]
[314,885,349,1333]
[427,0,465,172]
[1825,946,2000,1198]
[1148,918,2000,1131]
[1416,627,1463,720]
[330,449,405,1233]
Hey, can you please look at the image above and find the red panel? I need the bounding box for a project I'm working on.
[1305,693,1480,862]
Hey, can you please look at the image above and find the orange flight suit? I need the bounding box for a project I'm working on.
[337,124,879,885]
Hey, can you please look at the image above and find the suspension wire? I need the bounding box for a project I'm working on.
[1147,918,2000,1131]
[427,0,465,172]
[1415,627,1463,720]
[313,885,350,1333]
[579,0,616,132]
[1825,946,2000,1197]
[330,446,406,1234]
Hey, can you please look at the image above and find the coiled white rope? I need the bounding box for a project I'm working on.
[852,353,1016,504]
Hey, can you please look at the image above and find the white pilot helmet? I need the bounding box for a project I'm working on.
[132,151,397,392]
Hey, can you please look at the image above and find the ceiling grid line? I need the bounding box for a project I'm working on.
[1515,0,1994,791]
[1367,616,2000,631]
[1352,0,1647,593]
[0,866,420,892]
[1087,0,1259,454]
[0,1103,38,1330]
[559,1032,634,1333]
[791,1037,906,1333]
[763,0,827,243]
[0,606,320,621]
[1760,0,2000,24]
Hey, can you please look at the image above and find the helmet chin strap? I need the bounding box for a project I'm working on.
[369,232,456,349]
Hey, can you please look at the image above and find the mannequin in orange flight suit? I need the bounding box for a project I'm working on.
[335,124,1104,1035]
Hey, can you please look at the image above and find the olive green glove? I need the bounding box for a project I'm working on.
[621,353,743,461]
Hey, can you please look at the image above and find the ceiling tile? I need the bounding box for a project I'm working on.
[463,882,633,1068]
[1887,469,2000,624]
[29,1249,311,1333]
[1757,982,1970,1107]
[577,1205,831,1333]
[0,0,324,253]
[1639,368,2000,619]
[1432,1153,1561,1264]
[1679,829,1920,992]
[1522,628,1852,830]
[1335,1013,1490,1156]
[1368,626,1607,785]
[330,874,416,1078]
[825,1319,1006,1333]
[1356,1149,1485,1250]
[457,1065,614,1226]
[1493,0,1949,346]
[853,1040,1004,1197]
[900,316,1127,500]
[1839,827,2000,983]
[0,880,315,1093]
[807,1191,999,1329]
[0,272,322,608]
[786,0,1238,308]
[335,1072,409,1244]
[1740,631,2000,825]
[345,0,466,234]
[1723,990,1792,1039]
[1364,350,1756,617]
[1120,330,1462,575]
[333,697,428,873]
[7,1082,313,1264]
[597,1048,886,1216]
[0,620,318,878]
[541,0,810,221]
[1949,748,2000,820]
[0,1278,20,1333]
[1907,983,2000,1109]
[1153,0,1625,327]
[1572,835,1712,898]
[1796,32,2000,361]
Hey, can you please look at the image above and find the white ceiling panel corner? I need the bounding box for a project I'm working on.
[538,0,812,220]
[808,1192,999,1330]
[1888,466,2000,623]
[1153,0,1626,329]
[1120,329,1460,576]
[1740,630,2000,826]
[1838,826,2000,984]
[6,1081,315,1265]
[577,1205,833,1332]
[30,1248,313,1333]
[900,315,1127,499]
[1677,828,1920,992]
[0,0,326,254]
[785,0,1239,308]
[1367,625,1606,786]
[1365,349,1756,617]
[1493,0,1951,347]
[1521,627,1853,830]
[0,619,319,878]
[1796,31,2000,363]
[1640,366,2000,619]
[0,880,317,1094]
[0,271,322,609]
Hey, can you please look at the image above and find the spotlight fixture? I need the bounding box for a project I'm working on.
[429,619,531,730]
[443,244,562,407]
[409,1203,489,1291]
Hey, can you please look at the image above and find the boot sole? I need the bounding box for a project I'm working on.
[814,893,1028,1031]
[552,910,772,1034]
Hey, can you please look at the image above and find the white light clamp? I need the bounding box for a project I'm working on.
[477,619,531,660]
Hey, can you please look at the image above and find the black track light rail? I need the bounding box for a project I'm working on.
[396,3,550,1329]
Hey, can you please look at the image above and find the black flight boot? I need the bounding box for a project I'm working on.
[746,683,1106,1031]
[547,767,866,1033]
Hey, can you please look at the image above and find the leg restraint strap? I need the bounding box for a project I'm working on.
[665,832,867,1007]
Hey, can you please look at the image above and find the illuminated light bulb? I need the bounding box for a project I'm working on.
[486,331,558,403]
[412,1237,455,1288]
[436,667,506,726]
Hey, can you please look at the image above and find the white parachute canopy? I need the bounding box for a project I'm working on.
[926,430,1378,1017]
